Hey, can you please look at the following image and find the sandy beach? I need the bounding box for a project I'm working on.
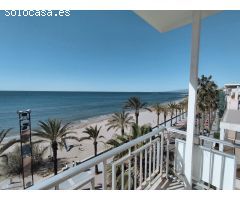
[0,98,186,188]
[57,98,184,165]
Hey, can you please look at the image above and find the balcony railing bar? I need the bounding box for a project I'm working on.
[139,151,143,188]
[199,135,240,149]
[112,138,160,167]
[28,112,186,190]
[128,149,131,190]
[199,145,236,159]
[121,163,124,190]
[29,127,164,190]
[144,148,148,183]
[134,155,137,189]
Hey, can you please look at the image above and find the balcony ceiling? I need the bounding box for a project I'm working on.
[134,10,221,32]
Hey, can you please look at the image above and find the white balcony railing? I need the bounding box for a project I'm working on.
[27,111,238,190]
[28,125,172,190]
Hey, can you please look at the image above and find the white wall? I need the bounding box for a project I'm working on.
[175,139,236,190]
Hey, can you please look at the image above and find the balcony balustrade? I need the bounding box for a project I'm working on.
[28,113,238,190]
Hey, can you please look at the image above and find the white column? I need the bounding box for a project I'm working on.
[220,128,225,151]
[184,10,201,189]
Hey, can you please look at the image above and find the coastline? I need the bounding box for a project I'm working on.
[0,97,187,188]
[4,97,186,141]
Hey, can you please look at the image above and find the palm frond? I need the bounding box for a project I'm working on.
[0,138,20,155]
[0,128,12,144]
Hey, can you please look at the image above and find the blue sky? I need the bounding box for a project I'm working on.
[0,10,239,92]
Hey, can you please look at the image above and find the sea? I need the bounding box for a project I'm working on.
[0,91,187,137]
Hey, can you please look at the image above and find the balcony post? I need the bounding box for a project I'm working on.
[160,132,164,176]
[219,127,225,151]
[166,132,170,179]
[184,10,201,189]
[102,160,107,190]
[128,148,131,190]
[112,164,116,190]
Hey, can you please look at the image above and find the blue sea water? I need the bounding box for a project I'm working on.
[0,91,187,136]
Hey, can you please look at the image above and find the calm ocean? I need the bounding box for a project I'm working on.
[0,91,187,136]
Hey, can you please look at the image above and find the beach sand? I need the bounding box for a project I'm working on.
[0,99,186,189]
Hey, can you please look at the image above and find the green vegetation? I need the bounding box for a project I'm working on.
[214,132,220,140]
[0,95,189,181]
[161,105,169,126]
[81,125,104,174]
[124,97,151,126]
[33,119,78,175]
[106,110,134,136]
[151,103,164,127]
[168,102,176,126]
[218,90,226,118]
[0,129,20,156]
[197,75,219,133]
[0,144,47,177]
[106,123,152,189]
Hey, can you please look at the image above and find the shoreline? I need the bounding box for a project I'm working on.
[4,97,186,141]
[0,97,187,188]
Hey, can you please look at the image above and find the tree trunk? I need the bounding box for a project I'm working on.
[94,141,99,174]
[171,114,173,126]
[121,128,124,136]
[135,112,139,126]
[208,110,211,131]
[202,111,206,132]
[198,115,201,134]
[52,141,58,175]
[164,114,167,126]
[157,113,160,127]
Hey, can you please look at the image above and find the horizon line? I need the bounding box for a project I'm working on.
[0,89,188,93]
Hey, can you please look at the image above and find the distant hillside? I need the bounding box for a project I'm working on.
[171,89,188,93]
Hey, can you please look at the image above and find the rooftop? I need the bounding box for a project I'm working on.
[224,84,240,88]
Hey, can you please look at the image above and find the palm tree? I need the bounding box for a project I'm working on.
[168,102,176,126]
[182,98,188,116]
[33,119,78,175]
[106,123,152,189]
[207,89,219,130]
[106,110,134,136]
[197,75,219,132]
[174,103,179,122]
[124,97,151,126]
[81,125,104,174]
[130,123,152,141]
[178,102,184,120]
[151,103,164,127]
[107,123,151,148]
[162,105,169,127]
[107,123,151,158]
[0,129,20,156]
[176,104,182,121]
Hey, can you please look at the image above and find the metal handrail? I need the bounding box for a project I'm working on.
[167,127,187,136]
[199,135,240,149]
[28,126,165,190]
[75,112,186,167]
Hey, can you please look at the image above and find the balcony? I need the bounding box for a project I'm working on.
[28,114,238,190]
[21,11,236,190]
